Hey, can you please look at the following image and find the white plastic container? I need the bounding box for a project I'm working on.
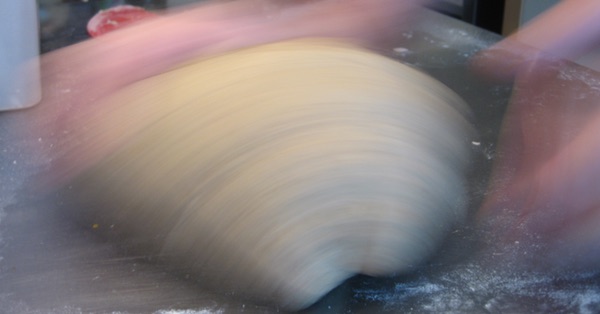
[0,0,41,111]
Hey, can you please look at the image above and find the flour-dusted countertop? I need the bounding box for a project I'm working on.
[1,3,600,313]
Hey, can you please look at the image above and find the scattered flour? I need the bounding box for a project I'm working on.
[155,309,224,314]
[558,67,600,94]
[352,263,600,313]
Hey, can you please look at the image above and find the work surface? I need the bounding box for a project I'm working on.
[2,3,600,313]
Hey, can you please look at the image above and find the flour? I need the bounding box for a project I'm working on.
[155,308,225,314]
[352,263,600,313]
[558,67,600,94]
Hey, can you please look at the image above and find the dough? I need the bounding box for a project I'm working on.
[62,39,472,310]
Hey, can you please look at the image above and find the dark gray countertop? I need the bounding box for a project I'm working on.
[2,2,600,313]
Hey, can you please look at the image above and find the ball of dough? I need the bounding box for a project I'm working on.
[63,39,472,310]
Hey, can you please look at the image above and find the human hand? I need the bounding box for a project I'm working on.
[475,51,600,271]
[470,0,600,271]
[472,0,600,81]
[19,0,426,187]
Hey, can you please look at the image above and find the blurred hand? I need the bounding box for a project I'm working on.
[474,0,600,270]
[472,0,600,81]
[19,0,425,186]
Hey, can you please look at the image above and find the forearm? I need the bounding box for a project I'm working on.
[509,0,600,59]
[43,0,425,103]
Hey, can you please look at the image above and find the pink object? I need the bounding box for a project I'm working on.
[87,5,157,37]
